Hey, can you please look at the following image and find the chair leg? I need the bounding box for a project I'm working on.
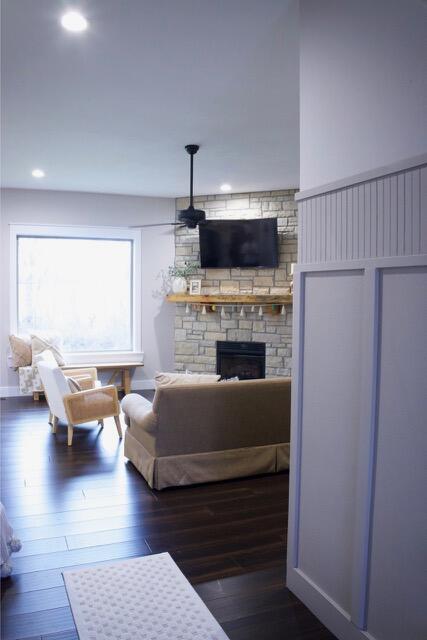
[48,410,53,425]
[67,424,74,446]
[113,415,123,439]
[98,419,104,428]
[51,416,58,434]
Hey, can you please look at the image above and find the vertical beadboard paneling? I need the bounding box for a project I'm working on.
[370,181,377,258]
[384,176,391,256]
[298,163,427,263]
[397,173,405,255]
[404,171,412,254]
[321,194,327,262]
[364,182,371,259]
[298,200,303,262]
[421,166,427,253]
[412,168,420,254]
[390,174,399,256]
[377,178,384,257]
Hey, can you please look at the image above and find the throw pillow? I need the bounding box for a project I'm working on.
[8,335,32,368]
[33,349,58,366]
[154,372,220,387]
[67,377,82,393]
[31,334,65,366]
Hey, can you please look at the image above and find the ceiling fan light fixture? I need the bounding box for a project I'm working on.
[31,168,45,178]
[220,183,232,192]
[61,11,88,33]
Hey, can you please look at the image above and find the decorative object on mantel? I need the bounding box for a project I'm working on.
[189,279,202,295]
[168,261,199,294]
[290,262,295,293]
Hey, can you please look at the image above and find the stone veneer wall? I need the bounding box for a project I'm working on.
[174,189,298,377]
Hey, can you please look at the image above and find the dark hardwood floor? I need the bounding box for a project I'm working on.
[1,394,336,640]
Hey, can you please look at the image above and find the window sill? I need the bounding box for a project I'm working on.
[63,351,144,365]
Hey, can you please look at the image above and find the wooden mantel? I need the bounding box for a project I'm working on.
[166,293,293,305]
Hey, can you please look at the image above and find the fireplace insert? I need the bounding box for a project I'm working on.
[216,341,266,380]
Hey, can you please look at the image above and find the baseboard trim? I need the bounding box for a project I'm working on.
[1,379,155,398]
[287,568,375,640]
[0,386,21,398]
[131,378,155,391]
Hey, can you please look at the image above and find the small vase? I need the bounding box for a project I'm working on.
[172,277,187,294]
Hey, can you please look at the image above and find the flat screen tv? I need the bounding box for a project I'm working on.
[199,218,278,268]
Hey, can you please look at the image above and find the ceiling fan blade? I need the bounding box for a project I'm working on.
[129,222,183,228]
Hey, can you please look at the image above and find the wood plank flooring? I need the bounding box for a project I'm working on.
[1,394,336,640]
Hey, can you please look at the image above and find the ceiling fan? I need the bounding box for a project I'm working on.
[131,144,206,230]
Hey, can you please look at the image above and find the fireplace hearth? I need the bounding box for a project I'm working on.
[216,341,266,380]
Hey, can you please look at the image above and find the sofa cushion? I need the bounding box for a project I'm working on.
[31,334,65,366]
[8,335,32,368]
[154,372,220,387]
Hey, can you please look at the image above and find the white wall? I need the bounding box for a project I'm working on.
[299,0,427,191]
[0,188,176,392]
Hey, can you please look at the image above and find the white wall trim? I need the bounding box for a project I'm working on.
[287,268,305,568]
[350,267,381,628]
[0,386,20,398]
[287,569,375,640]
[295,153,427,202]
[288,253,427,640]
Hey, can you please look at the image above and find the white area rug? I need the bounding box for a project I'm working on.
[63,552,229,640]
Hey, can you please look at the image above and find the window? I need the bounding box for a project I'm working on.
[11,225,142,360]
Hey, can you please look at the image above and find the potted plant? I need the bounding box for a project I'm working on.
[168,261,199,294]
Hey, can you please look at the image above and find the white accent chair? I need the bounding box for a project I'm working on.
[37,359,122,446]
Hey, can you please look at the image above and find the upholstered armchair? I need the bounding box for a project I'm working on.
[37,359,122,446]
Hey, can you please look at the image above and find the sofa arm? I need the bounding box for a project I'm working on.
[64,385,119,425]
[121,393,157,433]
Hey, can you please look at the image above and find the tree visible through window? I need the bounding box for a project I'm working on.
[17,236,133,352]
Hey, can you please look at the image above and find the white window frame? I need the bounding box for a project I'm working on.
[10,224,143,364]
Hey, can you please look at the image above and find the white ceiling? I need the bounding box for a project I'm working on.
[1,0,299,197]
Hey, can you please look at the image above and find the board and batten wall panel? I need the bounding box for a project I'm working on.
[366,266,427,640]
[298,164,427,264]
[287,156,427,640]
[298,270,363,613]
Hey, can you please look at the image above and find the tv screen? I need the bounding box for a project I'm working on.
[199,218,278,268]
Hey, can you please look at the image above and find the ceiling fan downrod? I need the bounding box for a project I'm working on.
[185,144,199,209]
[178,144,206,229]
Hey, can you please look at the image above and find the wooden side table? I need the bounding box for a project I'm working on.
[61,362,143,396]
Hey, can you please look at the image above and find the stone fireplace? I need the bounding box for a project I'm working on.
[174,189,298,378]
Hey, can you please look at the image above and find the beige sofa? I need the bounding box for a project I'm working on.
[121,377,291,490]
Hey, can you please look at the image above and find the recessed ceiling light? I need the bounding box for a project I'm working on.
[60,11,88,33]
[31,169,45,178]
[220,183,232,192]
